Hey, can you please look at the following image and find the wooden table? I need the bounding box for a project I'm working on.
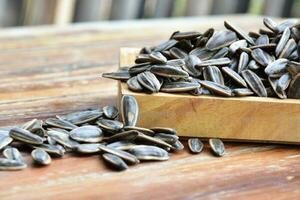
[0,15,299,200]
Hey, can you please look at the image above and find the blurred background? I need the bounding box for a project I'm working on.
[0,0,299,27]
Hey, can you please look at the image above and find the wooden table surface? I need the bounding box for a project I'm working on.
[0,15,299,200]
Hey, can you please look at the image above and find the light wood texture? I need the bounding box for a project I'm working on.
[119,48,300,144]
[0,16,299,200]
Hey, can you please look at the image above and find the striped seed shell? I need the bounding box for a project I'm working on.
[31,149,51,165]
[222,67,247,87]
[211,47,229,59]
[199,80,232,97]
[188,138,204,154]
[150,127,177,135]
[238,52,249,73]
[203,66,224,85]
[183,55,201,76]
[106,130,139,143]
[229,39,248,54]
[206,30,237,51]
[103,106,118,119]
[275,19,299,33]
[136,132,173,149]
[47,129,80,149]
[160,81,200,92]
[166,59,185,68]
[279,38,297,59]
[150,65,189,78]
[149,51,167,64]
[0,135,13,150]
[22,119,45,137]
[3,147,24,163]
[128,145,169,161]
[137,71,161,92]
[189,48,215,60]
[102,70,131,80]
[123,126,155,136]
[263,17,277,32]
[169,47,188,59]
[75,143,101,154]
[69,125,103,143]
[127,76,144,92]
[45,117,78,130]
[255,34,269,45]
[268,77,286,99]
[251,48,272,67]
[106,141,137,151]
[102,153,128,171]
[241,70,267,97]
[209,138,225,157]
[121,95,139,127]
[0,158,27,170]
[275,28,291,57]
[265,58,288,76]
[32,143,65,157]
[153,39,177,52]
[196,58,231,67]
[172,140,184,151]
[277,72,292,91]
[9,127,44,145]
[96,119,124,133]
[171,31,201,40]
[59,109,102,125]
[232,88,254,96]
[98,144,139,164]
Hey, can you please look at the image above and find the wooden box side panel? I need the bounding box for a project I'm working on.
[119,48,300,143]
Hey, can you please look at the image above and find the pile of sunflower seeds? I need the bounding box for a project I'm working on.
[0,95,188,171]
[103,18,300,99]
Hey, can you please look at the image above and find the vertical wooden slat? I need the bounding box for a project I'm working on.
[54,0,76,25]
[153,0,174,18]
[22,0,56,26]
[0,0,23,27]
[185,0,213,16]
[110,0,145,20]
[263,0,294,17]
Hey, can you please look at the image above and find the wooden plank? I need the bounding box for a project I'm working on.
[185,0,213,16]
[0,0,23,27]
[263,0,294,17]
[0,16,299,200]
[54,0,76,25]
[119,48,300,144]
[110,0,145,20]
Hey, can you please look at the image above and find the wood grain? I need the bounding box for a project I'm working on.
[119,48,300,144]
[0,15,299,200]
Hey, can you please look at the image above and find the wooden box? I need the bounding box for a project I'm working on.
[118,48,300,144]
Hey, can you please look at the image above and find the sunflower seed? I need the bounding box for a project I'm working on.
[0,135,13,150]
[150,65,189,78]
[232,88,254,96]
[59,109,102,125]
[279,39,297,59]
[106,130,139,143]
[251,48,272,67]
[247,60,260,70]
[188,138,204,154]
[189,48,215,60]
[3,147,24,163]
[98,144,139,164]
[45,117,78,130]
[196,58,231,67]
[149,51,167,64]
[135,54,151,63]
[256,34,269,45]
[103,106,118,119]
[275,28,291,57]
[263,17,278,32]
[128,145,169,161]
[171,140,184,151]
[69,125,103,143]
[136,132,173,149]
[206,30,237,51]
[275,19,299,33]
[0,158,27,170]
[238,52,249,73]
[96,119,123,133]
[102,70,131,80]
[31,149,51,165]
[9,127,44,145]
[127,76,144,92]
[229,39,248,54]
[203,66,224,85]
[47,129,79,149]
[137,71,161,92]
[32,143,65,157]
[123,126,155,136]
[154,133,179,144]
[199,80,232,97]
[241,70,267,97]
[106,141,137,151]
[102,153,128,171]
[169,47,188,59]
[150,127,177,135]
[161,81,200,92]
[128,63,151,75]
[265,58,288,76]
[153,39,177,52]
[121,95,139,127]
[75,143,101,154]
[22,119,45,137]
[183,55,201,76]
[277,72,292,91]
[209,138,225,157]
[222,67,247,87]
[287,61,300,77]
[172,31,201,40]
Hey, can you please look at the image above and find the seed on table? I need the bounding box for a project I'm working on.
[150,127,177,135]
[69,125,103,143]
[103,106,119,119]
[102,153,128,171]
[106,130,139,143]
[75,143,101,154]
[171,140,185,151]
[102,70,131,80]
[31,149,52,165]
[188,138,204,154]
[59,109,102,125]
[121,95,139,127]
[123,126,155,136]
[0,158,27,171]
[209,138,225,157]
[106,141,137,151]
[9,127,44,145]
[128,145,169,161]
[45,117,78,130]
[3,147,24,163]
[0,135,13,150]
[47,129,80,149]
[32,143,65,157]
[96,119,124,133]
